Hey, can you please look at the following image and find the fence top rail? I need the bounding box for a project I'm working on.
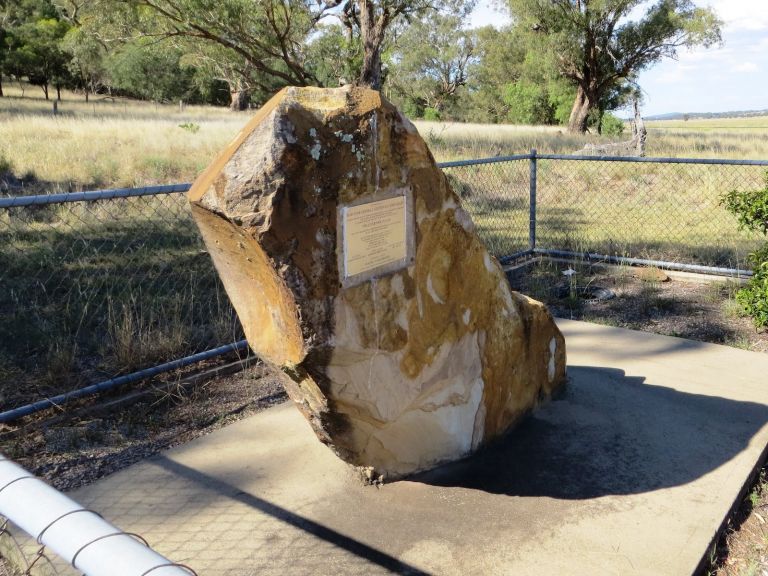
[1,152,766,207]
[437,154,532,168]
[439,153,768,168]
[535,153,768,166]
[0,183,192,208]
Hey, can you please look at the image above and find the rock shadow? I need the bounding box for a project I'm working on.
[413,365,768,499]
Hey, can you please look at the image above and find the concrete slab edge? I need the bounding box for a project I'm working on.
[694,440,768,574]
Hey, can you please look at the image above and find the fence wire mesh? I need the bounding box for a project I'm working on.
[0,155,766,418]
[0,516,61,576]
[0,512,198,576]
[535,157,765,268]
[441,158,530,258]
[0,190,241,413]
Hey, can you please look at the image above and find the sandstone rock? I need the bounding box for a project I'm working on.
[188,86,566,478]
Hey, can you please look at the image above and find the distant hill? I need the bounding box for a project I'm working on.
[644,109,768,121]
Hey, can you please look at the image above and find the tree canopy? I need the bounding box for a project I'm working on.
[1,0,726,130]
[506,0,722,132]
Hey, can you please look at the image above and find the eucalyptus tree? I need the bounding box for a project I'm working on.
[64,0,327,108]
[338,0,447,89]
[387,8,476,117]
[2,0,71,100]
[506,0,722,133]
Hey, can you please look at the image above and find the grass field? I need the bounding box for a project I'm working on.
[1,85,767,407]
[0,84,243,191]
[2,84,767,188]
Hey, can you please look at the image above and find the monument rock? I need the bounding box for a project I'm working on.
[189,86,566,478]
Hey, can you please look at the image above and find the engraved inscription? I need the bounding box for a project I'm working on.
[343,196,408,278]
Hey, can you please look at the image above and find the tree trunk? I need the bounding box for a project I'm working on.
[0,76,4,97]
[567,85,591,134]
[56,84,62,101]
[359,44,383,89]
[230,89,249,111]
[85,90,89,103]
[357,0,385,90]
[42,84,49,100]
[632,99,647,157]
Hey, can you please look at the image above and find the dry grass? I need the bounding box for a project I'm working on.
[645,116,768,160]
[0,84,243,190]
[2,84,767,190]
[413,119,615,160]
[412,115,768,161]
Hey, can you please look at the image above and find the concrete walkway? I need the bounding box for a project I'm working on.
[8,319,768,575]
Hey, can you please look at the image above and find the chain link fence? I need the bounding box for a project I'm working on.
[0,154,766,421]
[533,155,766,270]
[441,155,531,260]
[0,186,241,416]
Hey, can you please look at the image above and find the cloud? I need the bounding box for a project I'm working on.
[705,0,768,31]
[735,62,759,73]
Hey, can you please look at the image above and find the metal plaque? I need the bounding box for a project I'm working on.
[342,195,408,279]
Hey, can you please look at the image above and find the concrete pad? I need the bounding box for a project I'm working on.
[7,319,768,575]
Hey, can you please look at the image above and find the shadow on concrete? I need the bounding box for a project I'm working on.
[153,455,431,576]
[414,366,768,499]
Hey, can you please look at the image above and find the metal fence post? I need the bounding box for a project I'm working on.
[529,148,537,252]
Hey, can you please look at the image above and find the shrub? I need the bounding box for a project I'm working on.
[736,245,768,328]
[721,172,768,328]
[503,81,554,125]
[423,107,441,121]
[601,113,626,136]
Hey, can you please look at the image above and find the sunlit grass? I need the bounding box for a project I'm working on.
[413,120,616,161]
[1,84,244,190]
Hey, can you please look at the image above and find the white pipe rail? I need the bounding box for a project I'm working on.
[0,455,193,576]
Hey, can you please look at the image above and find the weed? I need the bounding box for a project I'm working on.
[44,339,80,387]
[703,282,728,304]
[637,283,667,316]
[141,156,182,181]
[723,298,746,319]
[178,122,201,134]
[725,336,753,350]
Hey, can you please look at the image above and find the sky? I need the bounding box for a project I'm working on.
[467,0,768,116]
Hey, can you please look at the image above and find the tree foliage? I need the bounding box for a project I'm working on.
[722,174,768,328]
[2,0,71,99]
[506,0,722,132]
[1,0,727,132]
[106,38,197,101]
[388,9,475,117]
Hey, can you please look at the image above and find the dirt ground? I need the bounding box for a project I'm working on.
[2,261,768,574]
[506,259,768,354]
[0,358,287,493]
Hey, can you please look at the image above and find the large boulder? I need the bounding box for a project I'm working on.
[189,86,566,479]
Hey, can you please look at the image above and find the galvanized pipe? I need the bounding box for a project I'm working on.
[533,248,753,278]
[0,340,249,423]
[499,249,535,266]
[436,154,531,168]
[535,153,768,165]
[0,183,191,208]
[0,456,193,576]
[438,154,768,168]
